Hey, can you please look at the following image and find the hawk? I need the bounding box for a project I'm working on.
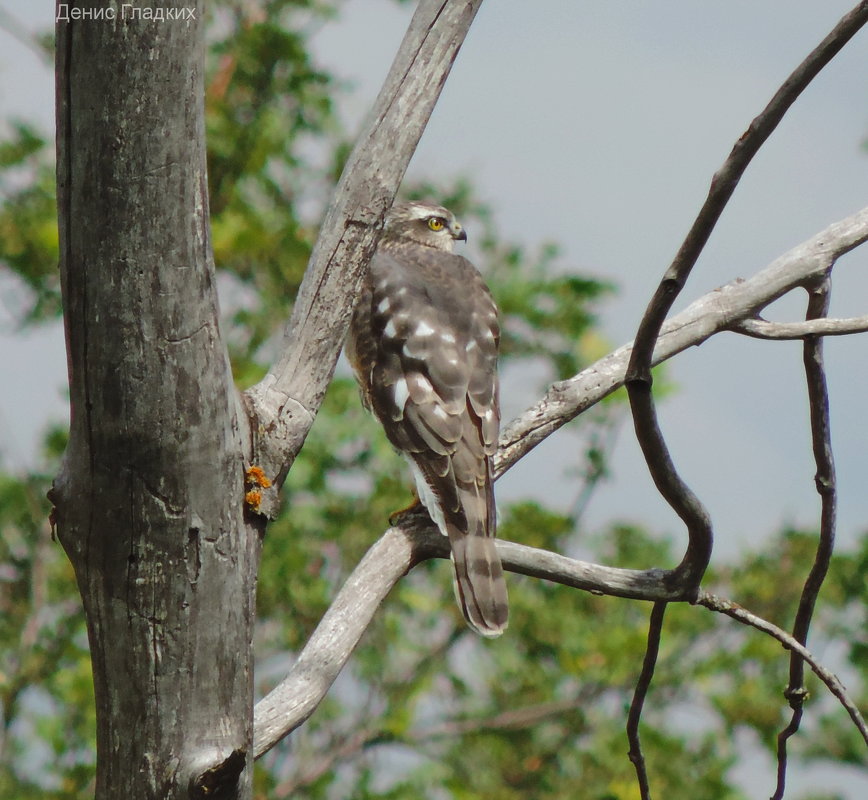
[347,201,508,637]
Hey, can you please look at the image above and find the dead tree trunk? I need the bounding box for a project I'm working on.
[53,3,259,797]
[51,0,484,794]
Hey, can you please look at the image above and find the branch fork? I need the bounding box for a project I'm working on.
[247,0,868,793]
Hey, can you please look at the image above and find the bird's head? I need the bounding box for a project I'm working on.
[384,201,467,252]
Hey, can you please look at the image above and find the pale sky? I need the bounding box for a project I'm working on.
[0,3,867,795]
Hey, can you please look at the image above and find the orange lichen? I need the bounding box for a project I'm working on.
[245,465,272,488]
[244,489,263,511]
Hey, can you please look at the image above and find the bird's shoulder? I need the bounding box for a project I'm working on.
[371,240,494,321]
[374,238,482,284]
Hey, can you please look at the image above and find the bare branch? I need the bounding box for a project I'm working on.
[496,205,868,477]
[630,0,868,378]
[773,710,803,800]
[697,593,868,747]
[627,602,667,800]
[252,524,417,759]
[244,0,485,502]
[623,0,868,601]
[495,534,684,601]
[732,315,868,339]
[773,276,838,800]
[253,516,868,761]
[252,516,691,759]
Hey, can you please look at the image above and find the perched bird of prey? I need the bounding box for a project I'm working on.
[347,201,508,637]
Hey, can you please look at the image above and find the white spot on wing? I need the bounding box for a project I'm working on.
[377,298,391,314]
[466,339,477,352]
[384,319,397,339]
[441,332,456,344]
[415,320,436,337]
[393,377,409,412]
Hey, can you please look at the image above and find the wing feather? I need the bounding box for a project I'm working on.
[347,235,507,636]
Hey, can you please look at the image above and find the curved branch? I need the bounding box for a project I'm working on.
[630,0,868,375]
[774,276,838,800]
[252,513,868,758]
[252,516,693,758]
[244,0,485,503]
[496,205,868,477]
[623,0,868,600]
[253,525,418,759]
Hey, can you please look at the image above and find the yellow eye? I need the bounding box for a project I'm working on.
[427,217,446,232]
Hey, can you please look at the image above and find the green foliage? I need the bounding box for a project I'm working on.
[0,122,59,323]
[205,1,343,378]
[0,4,864,799]
[0,469,93,799]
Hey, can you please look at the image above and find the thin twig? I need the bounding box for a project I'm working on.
[772,276,838,800]
[697,592,868,746]
[623,1,868,596]
[627,602,667,800]
[732,315,868,339]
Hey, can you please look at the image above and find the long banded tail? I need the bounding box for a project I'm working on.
[449,530,508,637]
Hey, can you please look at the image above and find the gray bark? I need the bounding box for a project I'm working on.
[54,3,258,798]
[51,0,483,796]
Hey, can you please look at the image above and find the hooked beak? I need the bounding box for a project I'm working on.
[452,225,467,243]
